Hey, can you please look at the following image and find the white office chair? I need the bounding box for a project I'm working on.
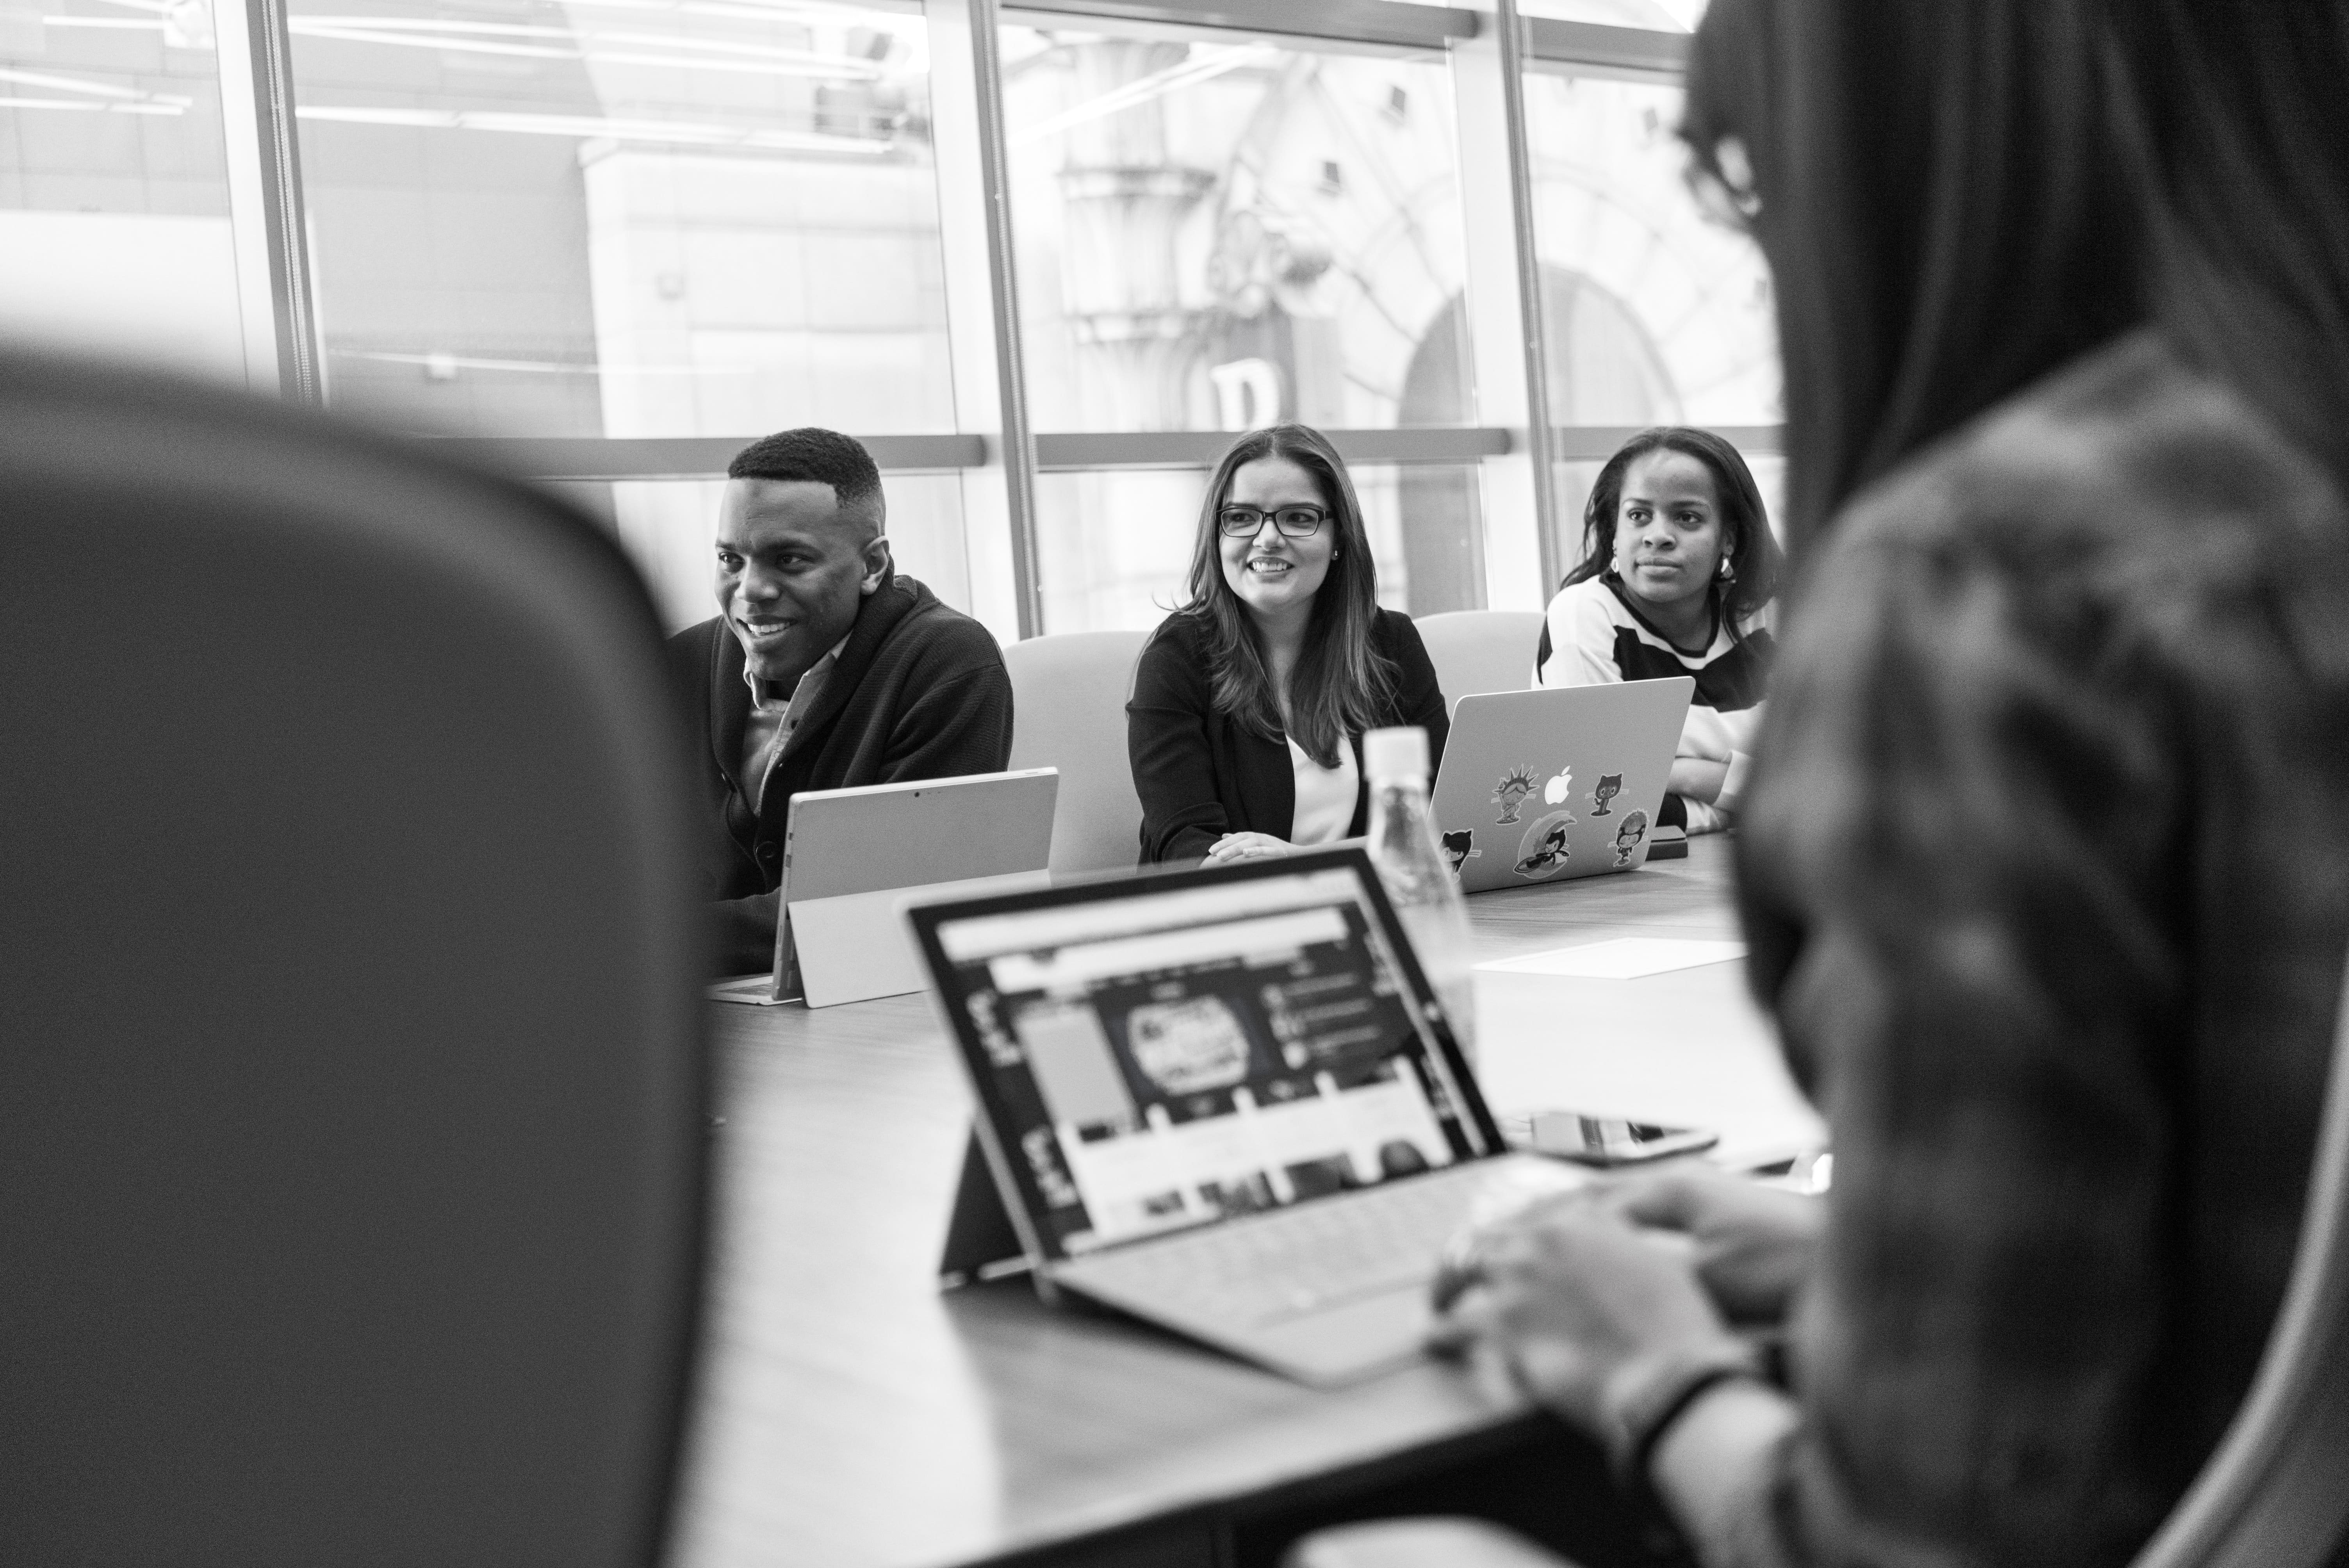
[1415,610,1547,716]
[1285,961,2349,1568]
[1005,628,1151,873]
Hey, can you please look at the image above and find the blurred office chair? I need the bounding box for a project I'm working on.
[1415,610,1547,716]
[0,352,709,1568]
[1004,628,1150,873]
[1283,964,2349,1568]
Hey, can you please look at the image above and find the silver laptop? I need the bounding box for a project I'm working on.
[1429,678,1693,894]
[711,767,1057,1006]
[905,847,1586,1385]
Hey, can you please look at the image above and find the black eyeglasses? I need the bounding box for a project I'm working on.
[1218,505,1329,538]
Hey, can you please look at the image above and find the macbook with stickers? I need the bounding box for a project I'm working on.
[904,847,1587,1386]
[1428,677,1693,894]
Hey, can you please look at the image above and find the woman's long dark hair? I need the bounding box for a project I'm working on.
[1560,426,1782,644]
[1173,423,1394,768]
[1682,0,2142,548]
[2101,0,2349,499]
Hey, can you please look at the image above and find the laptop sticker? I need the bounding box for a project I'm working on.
[1441,829,1483,880]
[1590,773,1622,815]
[1491,766,1538,824]
[1514,809,1576,879]
[1612,809,1650,868]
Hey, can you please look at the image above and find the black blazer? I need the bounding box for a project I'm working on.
[1127,608,1449,863]
[666,568,1013,972]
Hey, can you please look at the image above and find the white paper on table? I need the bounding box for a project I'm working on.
[1475,937,1747,980]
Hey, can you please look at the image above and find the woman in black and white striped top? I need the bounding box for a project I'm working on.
[1535,426,1784,833]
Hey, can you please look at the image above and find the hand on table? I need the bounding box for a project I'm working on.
[1668,756,1732,806]
[1428,1190,1738,1434]
[1203,832,1294,865]
[1593,1169,1824,1325]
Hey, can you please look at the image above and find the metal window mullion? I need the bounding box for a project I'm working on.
[961,0,1044,641]
[245,0,322,404]
[1002,0,1471,52]
[1493,0,1561,591]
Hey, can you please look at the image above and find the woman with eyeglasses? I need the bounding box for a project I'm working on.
[1128,423,1447,865]
[1535,427,1783,835]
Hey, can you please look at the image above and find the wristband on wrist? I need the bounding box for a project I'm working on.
[1599,1341,1767,1493]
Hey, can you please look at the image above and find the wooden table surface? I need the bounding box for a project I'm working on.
[666,837,1823,1568]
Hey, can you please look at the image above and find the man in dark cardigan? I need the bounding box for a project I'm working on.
[666,428,1013,975]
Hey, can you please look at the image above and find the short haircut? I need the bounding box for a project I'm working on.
[728,428,884,522]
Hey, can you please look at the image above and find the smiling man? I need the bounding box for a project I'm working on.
[666,428,1012,974]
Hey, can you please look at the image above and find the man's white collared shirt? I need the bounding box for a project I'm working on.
[740,634,850,811]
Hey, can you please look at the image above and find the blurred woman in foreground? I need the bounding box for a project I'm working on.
[1436,2,2349,1565]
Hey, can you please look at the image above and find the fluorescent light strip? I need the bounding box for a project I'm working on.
[290,24,581,59]
[291,14,884,70]
[0,95,186,112]
[1008,43,1273,148]
[289,18,886,77]
[296,102,891,153]
[334,351,766,375]
[0,64,192,104]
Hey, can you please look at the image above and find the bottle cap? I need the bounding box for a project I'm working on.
[1363,725,1429,782]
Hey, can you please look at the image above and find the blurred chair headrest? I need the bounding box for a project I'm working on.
[0,351,709,1568]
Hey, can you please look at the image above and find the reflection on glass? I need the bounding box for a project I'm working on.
[1037,463,1477,636]
[1518,0,1704,28]
[1002,26,1474,436]
[557,473,971,634]
[1524,70,1778,428]
[0,0,245,378]
[288,0,950,439]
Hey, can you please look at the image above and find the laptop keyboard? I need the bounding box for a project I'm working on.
[1062,1164,1492,1328]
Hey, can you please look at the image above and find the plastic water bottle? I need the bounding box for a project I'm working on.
[1362,726,1477,1064]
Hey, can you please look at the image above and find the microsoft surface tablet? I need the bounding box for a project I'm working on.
[905,848,1585,1383]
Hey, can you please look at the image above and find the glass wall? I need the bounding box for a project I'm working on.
[283,0,958,624]
[1003,25,1473,437]
[286,0,950,440]
[1003,20,1483,630]
[1524,64,1779,580]
[27,0,1783,643]
[0,0,250,381]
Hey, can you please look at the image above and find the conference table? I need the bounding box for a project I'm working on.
[668,837,1824,1568]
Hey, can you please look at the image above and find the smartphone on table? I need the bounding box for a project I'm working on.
[1501,1111,1720,1166]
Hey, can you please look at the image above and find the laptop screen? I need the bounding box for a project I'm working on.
[914,851,1499,1263]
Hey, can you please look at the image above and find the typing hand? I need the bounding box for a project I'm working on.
[1203,832,1294,864]
[1427,1191,1736,1433]
[1593,1169,1824,1325]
